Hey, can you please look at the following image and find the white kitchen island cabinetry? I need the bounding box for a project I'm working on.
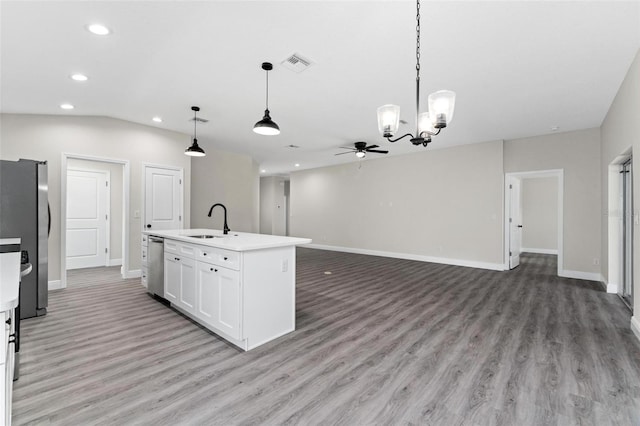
[144,229,310,351]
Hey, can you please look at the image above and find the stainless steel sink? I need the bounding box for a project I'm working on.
[187,235,220,239]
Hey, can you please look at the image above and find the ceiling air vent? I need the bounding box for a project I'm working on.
[281,53,313,73]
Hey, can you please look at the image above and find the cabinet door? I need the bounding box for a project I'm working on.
[164,254,180,303]
[179,257,196,314]
[196,262,241,340]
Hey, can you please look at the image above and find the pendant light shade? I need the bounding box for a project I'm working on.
[254,62,280,136]
[377,104,400,137]
[254,109,280,135]
[185,106,206,157]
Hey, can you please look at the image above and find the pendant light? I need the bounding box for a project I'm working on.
[253,62,280,136]
[377,0,456,147]
[185,106,206,157]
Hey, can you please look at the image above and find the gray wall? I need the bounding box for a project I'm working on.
[504,128,601,274]
[601,48,640,314]
[0,113,191,281]
[190,146,259,233]
[290,140,505,267]
[67,158,124,263]
[521,177,558,252]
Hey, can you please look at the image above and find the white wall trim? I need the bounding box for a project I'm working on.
[306,243,504,271]
[124,269,141,279]
[48,280,62,291]
[108,258,123,267]
[558,269,602,282]
[504,169,564,275]
[61,153,130,289]
[606,282,619,293]
[521,248,558,255]
[631,316,640,343]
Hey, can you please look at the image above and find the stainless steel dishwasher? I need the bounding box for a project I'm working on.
[148,236,165,298]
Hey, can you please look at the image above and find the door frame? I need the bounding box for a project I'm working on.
[142,163,184,232]
[503,169,564,275]
[66,167,111,269]
[61,153,130,289]
[607,148,633,295]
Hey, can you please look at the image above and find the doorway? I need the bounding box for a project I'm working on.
[621,158,633,310]
[61,154,130,289]
[504,170,564,274]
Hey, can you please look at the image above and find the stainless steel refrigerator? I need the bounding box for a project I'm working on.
[0,159,49,319]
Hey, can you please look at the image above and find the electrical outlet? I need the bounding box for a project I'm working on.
[281,259,288,272]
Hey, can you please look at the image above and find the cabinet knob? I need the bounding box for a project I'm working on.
[210,268,214,271]
[146,224,151,228]
[203,253,207,256]
[215,269,218,272]
[175,257,180,261]
[224,257,228,261]
[5,318,11,325]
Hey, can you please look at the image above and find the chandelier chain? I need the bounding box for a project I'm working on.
[416,0,420,78]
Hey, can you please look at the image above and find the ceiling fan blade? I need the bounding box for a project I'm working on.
[366,149,389,154]
[365,145,380,150]
[335,151,354,156]
[339,147,356,150]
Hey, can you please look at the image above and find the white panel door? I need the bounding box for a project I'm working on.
[66,169,109,269]
[144,166,182,231]
[509,178,522,269]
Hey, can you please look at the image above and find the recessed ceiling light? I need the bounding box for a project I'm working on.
[87,24,110,36]
[152,117,162,123]
[70,74,88,82]
[294,163,300,168]
[60,103,74,110]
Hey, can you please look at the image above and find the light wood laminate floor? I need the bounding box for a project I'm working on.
[13,250,640,425]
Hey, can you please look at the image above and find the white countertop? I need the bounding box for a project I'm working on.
[0,239,21,312]
[143,229,311,252]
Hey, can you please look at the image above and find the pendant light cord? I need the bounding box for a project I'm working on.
[265,70,269,111]
[193,110,197,140]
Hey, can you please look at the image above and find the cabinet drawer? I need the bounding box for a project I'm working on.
[164,240,196,258]
[197,247,239,270]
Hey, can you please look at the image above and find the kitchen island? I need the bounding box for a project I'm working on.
[142,229,310,350]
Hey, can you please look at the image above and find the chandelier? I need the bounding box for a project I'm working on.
[377,0,456,147]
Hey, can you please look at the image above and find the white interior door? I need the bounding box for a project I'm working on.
[509,177,523,269]
[144,166,183,231]
[66,169,109,269]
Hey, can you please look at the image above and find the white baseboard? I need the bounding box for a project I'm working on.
[631,316,640,343]
[305,244,504,271]
[48,280,62,291]
[108,258,123,267]
[521,248,558,255]
[558,269,602,282]
[123,269,141,279]
[606,280,619,294]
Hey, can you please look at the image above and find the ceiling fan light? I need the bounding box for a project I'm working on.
[377,104,400,137]
[253,110,280,135]
[355,151,366,158]
[185,138,206,157]
[428,90,456,128]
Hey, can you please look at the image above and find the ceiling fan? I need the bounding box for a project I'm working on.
[336,141,389,158]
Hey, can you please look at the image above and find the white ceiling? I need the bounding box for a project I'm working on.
[2,1,639,175]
